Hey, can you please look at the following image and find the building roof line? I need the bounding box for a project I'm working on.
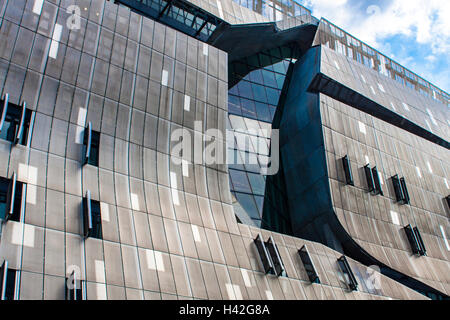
[316,17,449,102]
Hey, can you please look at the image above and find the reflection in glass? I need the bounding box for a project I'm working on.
[229,169,252,193]
[227,46,296,228]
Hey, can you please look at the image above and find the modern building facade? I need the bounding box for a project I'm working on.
[0,0,448,300]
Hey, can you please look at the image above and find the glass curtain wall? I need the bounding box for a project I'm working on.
[227,46,295,229]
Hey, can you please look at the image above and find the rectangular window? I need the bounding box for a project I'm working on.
[404,224,419,254]
[364,164,375,192]
[392,175,403,202]
[400,177,410,204]
[265,236,285,277]
[298,245,320,283]
[0,173,23,222]
[392,175,409,204]
[342,155,354,186]
[337,255,358,291]
[372,167,383,195]
[404,224,425,256]
[413,226,427,256]
[1,261,17,300]
[83,122,100,167]
[253,233,274,274]
[0,94,33,146]
[66,271,83,300]
[82,190,102,239]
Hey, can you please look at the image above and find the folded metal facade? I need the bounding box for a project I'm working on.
[0,0,448,300]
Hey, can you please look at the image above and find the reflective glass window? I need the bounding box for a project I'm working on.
[235,192,260,220]
[229,169,252,193]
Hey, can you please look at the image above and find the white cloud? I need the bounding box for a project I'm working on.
[425,55,437,63]
[305,0,450,53]
[301,0,450,91]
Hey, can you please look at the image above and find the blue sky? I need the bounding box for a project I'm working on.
[297,0,450,93]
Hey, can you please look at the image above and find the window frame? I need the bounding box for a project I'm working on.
[298,245,320,283]
[265,236,286,277]
[337,255,358,291]
[342,155,354,186]
[399,177,410,204]
[83,122,100,167]
[0,261,17,300]
[254,233,274,274]
[82,190,102,239]
[392,175,403,202]
[404,224,421,255]
[0,173,23,222]
[413,226,427,256]
[364,164,375,192]
[372,166,383,196]
[0,95,33,146]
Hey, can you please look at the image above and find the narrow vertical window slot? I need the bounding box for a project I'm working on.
[84,122,92,165]
[83,190,93,238]
[392,175,405,203]
[14,102,26,145]
[0,260,7,300]
[83,122,100,167]
[364,164,375,192]
[0,93,9,131]
[342,155,354,186]
[1,173,23,222]
[5,172,17,221]
[337,255,358,291]
[0,261,16,300]
[82,190,102,239]
[298,245,320,283]
[413,227,426,256]
[265,236,286,277]
[400,177,410,204]
[0,96,32,145]
[372,167,383,195]
[254,233,274,274]
[404,224,420,255]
